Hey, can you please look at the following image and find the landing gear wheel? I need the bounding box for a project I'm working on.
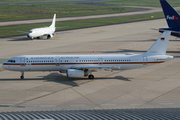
[20,72,24,79]
[88,75,94,79]
[20,76,24,79]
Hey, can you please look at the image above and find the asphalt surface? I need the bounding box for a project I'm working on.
[0,18,180,111]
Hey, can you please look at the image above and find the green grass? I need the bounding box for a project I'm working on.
[0,3,136,21]
[0,12,165,37]
[101,0,180,7]
[0,0,72,3]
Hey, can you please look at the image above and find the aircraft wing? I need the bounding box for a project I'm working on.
[159,29,180,34]
[17,31,28,33]
[53,31,73,35]
[151,28,180,34]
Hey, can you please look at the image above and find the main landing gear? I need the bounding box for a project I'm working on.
[88,74,94,79]
[20,72,24,79]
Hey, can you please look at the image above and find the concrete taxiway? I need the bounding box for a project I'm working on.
[0,18,180,111]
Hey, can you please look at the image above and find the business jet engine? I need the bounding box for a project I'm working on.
[47,34,53,39]
[66,69,88,78]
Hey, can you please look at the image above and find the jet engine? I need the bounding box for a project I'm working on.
[66,69,87,78]
[47,34,53,39]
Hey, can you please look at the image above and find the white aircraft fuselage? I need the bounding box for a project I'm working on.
[27,14,56,40]
[2,31,173,79]
[27,27,55,39]
[2,54,173,72]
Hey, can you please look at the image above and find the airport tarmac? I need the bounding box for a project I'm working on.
[0,18,180,111]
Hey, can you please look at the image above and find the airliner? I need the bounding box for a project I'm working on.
[159,0,180,37]
[2,31,173,79]
[18,14,56,40]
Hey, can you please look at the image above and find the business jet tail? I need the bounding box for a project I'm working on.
[160,0,180,28]
[145,31,171,55]
[49,14,56,28]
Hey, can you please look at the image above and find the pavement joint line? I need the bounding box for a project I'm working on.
[159,103,174,105]
[135,76,180,78]
[138,71,180,108]
[130,104,143,106]
[70,104,85,106]
[65,84,104,109]
[101,104,115,106]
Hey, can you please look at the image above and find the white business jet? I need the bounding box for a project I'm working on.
[2,31,173,79]
[18,14,56,40]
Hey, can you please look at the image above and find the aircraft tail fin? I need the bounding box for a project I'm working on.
[50,14,56,28]
[145,31,171,55]
[160,0,180,28]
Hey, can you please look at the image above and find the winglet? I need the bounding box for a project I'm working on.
[160,0,180,28]
[50,14,56,28]
[145,31,171,55]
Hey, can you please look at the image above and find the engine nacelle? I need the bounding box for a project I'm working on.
[47,34,53,39]
[66,69,85,78]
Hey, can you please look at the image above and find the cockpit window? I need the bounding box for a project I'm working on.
[7,60,15,63]
[29,31,33,33]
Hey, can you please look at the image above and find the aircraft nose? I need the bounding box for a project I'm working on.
[2,63,7,70]
[2,63,11,70]
[27,33,31,37]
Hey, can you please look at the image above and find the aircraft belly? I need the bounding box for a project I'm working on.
[119,64,143,70]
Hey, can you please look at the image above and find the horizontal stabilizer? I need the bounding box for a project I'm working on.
[159,27,180,33]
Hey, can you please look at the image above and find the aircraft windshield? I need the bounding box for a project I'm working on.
[29,31,33,33]
[7,60,15,63]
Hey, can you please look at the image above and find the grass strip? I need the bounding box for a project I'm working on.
[0,13,165,37]
[101,0,180,7]
[0,0,71,3]
[0,3,136,21]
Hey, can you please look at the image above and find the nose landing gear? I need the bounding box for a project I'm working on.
[20,72,24,79]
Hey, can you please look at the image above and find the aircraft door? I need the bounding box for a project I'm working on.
[20,57,25,66]
[143,56,148,65]
[25,58,31,71]
[55,57,60,66]
[98,58,103,65]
